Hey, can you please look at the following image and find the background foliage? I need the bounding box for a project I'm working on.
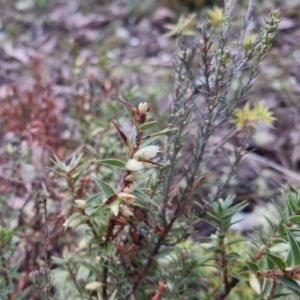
[1,0,300,299]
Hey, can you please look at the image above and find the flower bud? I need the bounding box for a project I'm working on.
[117,192,136,205]
[126,159,144,171]
[123,182,135,193]
[134,145,160,160]
[85,281,103,290]
[125,172,150,182]
[74,199,86,209]
[120,204,134,217]
[138,102,148,114]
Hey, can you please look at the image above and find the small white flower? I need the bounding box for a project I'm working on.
[134,145,160,160]
[85,281,103,290]
[126,159,144,171]
[120,204,134,217]
[117,193,136,205]
[118,192,136,200]
[110,203,120,216]
[123,182,135,193]
[138,102,148,114]
[126,172,150,182]
[74,199,86,209]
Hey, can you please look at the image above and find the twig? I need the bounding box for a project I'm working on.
[43,199,50,300]
[151,281,167,300]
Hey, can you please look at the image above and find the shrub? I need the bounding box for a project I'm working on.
[4,2,300,300]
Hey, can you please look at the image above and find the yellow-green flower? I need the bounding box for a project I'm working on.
[252,101,276,128]
[164,13,197,37]
[207,6,223,26]
[232,101,276,129]
[232,103,257,128]
[243,33,258,52]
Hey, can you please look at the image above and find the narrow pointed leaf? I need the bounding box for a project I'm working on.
[286,227,300,266]
[140,136,159,148]
[63,213,81,232]
[225,237,248,246]
[94,178,115,197]
[148,127,177,138]
[264,216,275,235]
[113,96,136,111]
[50,156,66,170]
[278,276,300,293]
[285,249,294,268]
[272,292,293,299]
[288,215,300,224]
[260,278,273,299]
[129,126,137,146]
[111,120,132,151]
[139,120,157,131]
[48,168,67,177]
[80,261,102,278]
[96,159,126,170]
[132,190,159,208]
[108,290,118,300]
[246,261,260,273]
[264,252,286,270]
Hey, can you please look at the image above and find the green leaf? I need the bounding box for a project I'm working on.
[80,261,102,278]
[264,252,287,270]
[246,262,260,274]
[129,126,137,146]
[278,276,300,293]
[132,190,159,208]
[140,136,158,148]
[86,193,103,206]
[139,120,157,131]
[272,238,288,244]
[96,159,126,170]
[233,271,250,280]
[148,127,177,138]
[272,292,293,299]
[269,243,289,253]
[108,290,118,300]
[72,160,92,183]
[207,211,221,224]
[155,247,176,259]
[285,249,294,268]
[266,256,275,270]
[50,155,67,170]
[63,212,82,231]
[51,256,68,265]
[285,227,300,266]
[69,152,84,169]
[277,222,285,235]
[48,168,66,177]
[94,178,115,197]
[288,215,300,224]
[226,252,241,261]
[264,216,275,235]
[260,278,273,299]
[225,237,248,246]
